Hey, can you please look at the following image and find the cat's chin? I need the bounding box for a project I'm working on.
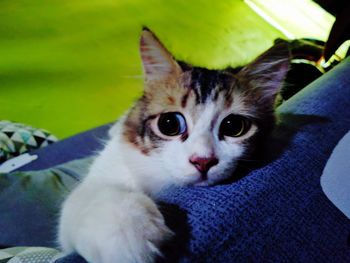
[192,180,211,187]
[189,176,216,187]
[188,173,230,187]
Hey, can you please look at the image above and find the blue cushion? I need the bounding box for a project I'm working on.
[18,124,111,171]
[0,157,93,247]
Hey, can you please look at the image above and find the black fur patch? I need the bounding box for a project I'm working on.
[188,67,237,104]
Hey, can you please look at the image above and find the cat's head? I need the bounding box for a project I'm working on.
[118,29,289,191]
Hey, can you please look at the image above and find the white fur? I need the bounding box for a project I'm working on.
[58,123,173,263]
[59,93,254,263]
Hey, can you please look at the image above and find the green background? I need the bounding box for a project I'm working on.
[0,0,282,138]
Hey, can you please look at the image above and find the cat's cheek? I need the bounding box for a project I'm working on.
[217,142,243,160]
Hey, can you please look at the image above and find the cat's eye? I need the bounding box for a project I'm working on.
[219,114,251,138]
[157,112,187,136]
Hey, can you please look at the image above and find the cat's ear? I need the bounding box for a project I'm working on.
[140,28,182,82]
[238,41,290,104]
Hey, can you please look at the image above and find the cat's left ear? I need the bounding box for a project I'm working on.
[238,41,290,104]
[140,28,183,82]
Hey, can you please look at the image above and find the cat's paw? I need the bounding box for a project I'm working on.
[59,189,172,263]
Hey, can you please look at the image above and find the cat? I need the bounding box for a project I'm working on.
[58,28,289,263]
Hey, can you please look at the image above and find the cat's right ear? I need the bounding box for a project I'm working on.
[140,28,183,82]
[238,41,290,105]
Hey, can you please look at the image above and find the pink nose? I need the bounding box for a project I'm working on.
[189,156,219,174]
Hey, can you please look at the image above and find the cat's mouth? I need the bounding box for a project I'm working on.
[188,169,228,187]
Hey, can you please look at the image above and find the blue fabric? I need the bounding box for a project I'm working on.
[55,58,350,263]
[17,125,110,171]
[0,124,109,248]
[0,158,93,247]
[0,125,110,248]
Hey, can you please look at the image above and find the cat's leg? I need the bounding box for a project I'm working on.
[58,178,172,263]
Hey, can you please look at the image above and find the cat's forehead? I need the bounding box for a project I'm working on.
[143,67,256,124]
[144,67,240,114]
[188,67,237,105]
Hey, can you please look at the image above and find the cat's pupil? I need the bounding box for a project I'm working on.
[219,114,249,138]
[158,112,186,136]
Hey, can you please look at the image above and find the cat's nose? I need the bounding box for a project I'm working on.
[189,155,219,174]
